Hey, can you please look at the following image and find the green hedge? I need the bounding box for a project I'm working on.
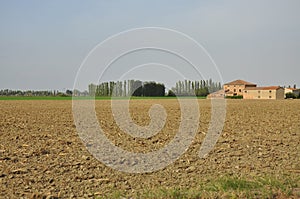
[226,95,243,99]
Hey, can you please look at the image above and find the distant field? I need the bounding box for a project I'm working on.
[0,96,206,100]
[0,99,299,198]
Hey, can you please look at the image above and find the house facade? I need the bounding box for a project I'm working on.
[224,80,257,97]
[243,86,285,100]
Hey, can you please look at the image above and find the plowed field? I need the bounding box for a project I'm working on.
[0,99,299,198]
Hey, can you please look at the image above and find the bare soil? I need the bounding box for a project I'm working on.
[0,99,299,198]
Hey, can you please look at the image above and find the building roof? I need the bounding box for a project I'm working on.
[244,86,283,91]
[285,88,299,91]
[207,89,225,98]
[209,89,224,95]
[224,79,256,86]
[225,90,234,94]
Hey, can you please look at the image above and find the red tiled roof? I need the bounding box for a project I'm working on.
[224,79,256,86]
[244,86,282,90]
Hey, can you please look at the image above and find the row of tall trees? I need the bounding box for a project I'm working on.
[88,80,165,97]
[88,79,222,97]
[169,79,222,97]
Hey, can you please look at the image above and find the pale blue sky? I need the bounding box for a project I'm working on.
[0,0,299,90]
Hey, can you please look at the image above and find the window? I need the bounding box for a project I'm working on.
[258,91,261,93]
[245,90,247,93]
[269,90,272,93]
[234,89,236,92]
[258,96,261,98]
[269,96,272,99]
[239,89,242,92]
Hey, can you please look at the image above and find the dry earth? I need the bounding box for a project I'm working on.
[0,99,299,198]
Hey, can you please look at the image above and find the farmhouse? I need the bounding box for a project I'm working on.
[208,79,292,100]
[224,80,257,97]
[243,86,285,100]
[284,87,300,97]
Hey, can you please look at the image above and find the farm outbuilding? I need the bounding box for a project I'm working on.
[207,89,225,99]
[243,86,285,100]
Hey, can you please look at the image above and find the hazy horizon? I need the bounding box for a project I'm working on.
[1,0,300,91]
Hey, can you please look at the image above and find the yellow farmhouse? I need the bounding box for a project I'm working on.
[224,80,256,97]
[221,79,285,99]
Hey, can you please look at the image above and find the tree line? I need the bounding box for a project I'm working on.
[88,80,165,97]
[0,89,57,96]
[88,79,222,97]
[0,89,88,97]
[0,79,222,97]
[169,79,222,97]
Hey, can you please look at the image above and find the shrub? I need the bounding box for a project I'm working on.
[167,90,176,97]
[285,92,297,99]
[57,92,68,97]
[226,95,243,99]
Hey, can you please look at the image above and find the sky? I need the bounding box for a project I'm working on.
[0,0,299,91]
